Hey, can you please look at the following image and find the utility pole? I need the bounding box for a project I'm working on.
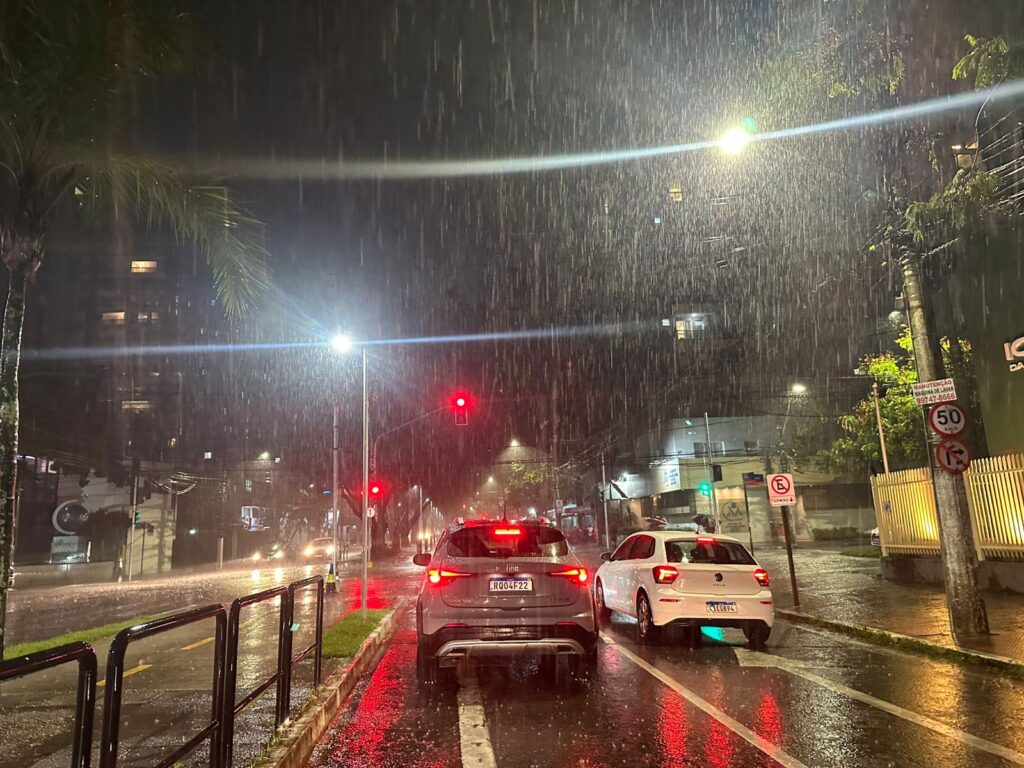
[902,252,988,636]
[871,382,890,474]
[703,413,719,526]
[331,404,339,577]
[360,348,369,620]
[600,451,611,549]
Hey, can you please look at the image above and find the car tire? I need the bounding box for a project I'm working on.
[416,636,439,685]
[744,623,771,650]
[595,580,612,623]
[636,592,659,644]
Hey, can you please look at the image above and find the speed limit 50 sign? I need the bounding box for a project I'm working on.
[928,402,968,438]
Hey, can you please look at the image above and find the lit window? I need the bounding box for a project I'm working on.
[131,260,158,274]
[102,311,126,325]
[121,400,153,412]
[204,451,213,460]
[137,311,160,323]
[244,478,253,493]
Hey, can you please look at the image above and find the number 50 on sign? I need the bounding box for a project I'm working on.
[928,402,967,438]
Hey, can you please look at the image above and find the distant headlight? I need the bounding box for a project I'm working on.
[325,545,335,555]
[304,546,314,557]
[273,550,284,559]
[251,552,261,561]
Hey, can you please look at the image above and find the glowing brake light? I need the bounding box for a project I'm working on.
[427,568,471,586]
[493,528,522,537]
[753,568,770,587]
[550,567,588,584]
[653,566,679,584]
[696,536,715,545]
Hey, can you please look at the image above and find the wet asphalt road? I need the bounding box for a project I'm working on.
[0,560,417,768]
[309,551,1024,768]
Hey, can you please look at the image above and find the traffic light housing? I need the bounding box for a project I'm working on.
[698,481,712,497]
[451,391,472,426]
[368,480,385,499]
[712,464,723,482]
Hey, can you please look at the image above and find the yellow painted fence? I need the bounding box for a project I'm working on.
[870,453,1024,561]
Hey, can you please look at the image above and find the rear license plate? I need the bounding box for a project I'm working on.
[489,577,533,593]
[706,601,738,613]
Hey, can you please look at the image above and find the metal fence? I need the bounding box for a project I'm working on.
[0,574,325,768]
[0,641,98,768]
[871,453,1024,561]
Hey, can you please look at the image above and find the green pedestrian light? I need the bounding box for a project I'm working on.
[698,481,713,497]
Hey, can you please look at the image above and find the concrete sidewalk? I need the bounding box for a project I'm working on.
[756,547,1024,664]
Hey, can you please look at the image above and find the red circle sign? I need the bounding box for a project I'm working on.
[935,438,971,474]
[770,475,791,494]
[929,403,968,438]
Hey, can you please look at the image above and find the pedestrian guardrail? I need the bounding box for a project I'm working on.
[99,604,228,768]
[281,575,325,717]
[221,586,289,767]
[871,453,1024,561]
[10,574,327,768]
[0,641,98,768]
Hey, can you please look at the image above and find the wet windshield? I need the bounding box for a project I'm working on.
[447,526,569,558]
[666,540,757,566]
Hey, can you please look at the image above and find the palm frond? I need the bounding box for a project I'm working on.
[53,147,269,318]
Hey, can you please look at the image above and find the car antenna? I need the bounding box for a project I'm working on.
[502,498,508,522]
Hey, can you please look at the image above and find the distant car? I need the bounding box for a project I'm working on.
[302,537,335,561]
[250,542,289,562]
[594,532,773,648]
[413,519,598,684]
[870,528,881,547]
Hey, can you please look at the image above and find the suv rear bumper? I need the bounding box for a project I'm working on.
[422,623,598,666]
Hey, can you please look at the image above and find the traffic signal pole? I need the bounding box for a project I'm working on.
[902,253,988,637]
[331,404,339,578]
[361,348,369,620]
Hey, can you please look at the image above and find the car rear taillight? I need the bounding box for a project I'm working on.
[550,567,589,584]
[753,568,770,587]
[653,565,679,584]
[427,568,471,587]
[696,536,715,545]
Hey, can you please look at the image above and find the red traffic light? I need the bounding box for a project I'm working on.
[451,391,472,426]
[368,480,385,498]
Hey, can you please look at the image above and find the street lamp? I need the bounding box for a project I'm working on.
[719,125,751,155]
[331,332,370,619]
[790,382,808,395]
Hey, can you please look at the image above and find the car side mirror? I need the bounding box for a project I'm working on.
[412,553,431,567]
[600,551,612,562]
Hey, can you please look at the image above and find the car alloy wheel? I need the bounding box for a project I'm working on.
[595,580,612,622]
[637,593,658,643]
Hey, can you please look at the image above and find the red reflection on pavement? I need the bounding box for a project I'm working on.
[703,719,735,768]
[754,689,782,745]
[657,685,692,763]
[345,574,391,610]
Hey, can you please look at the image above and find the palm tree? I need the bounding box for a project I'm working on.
[0,1,269,657]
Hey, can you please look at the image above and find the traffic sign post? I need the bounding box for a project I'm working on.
[928,402,968,438]
[767,473,799,606]
[935,438,971,474]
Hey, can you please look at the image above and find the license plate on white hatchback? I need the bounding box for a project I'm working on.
[706,601,738,613]
[489,577,533,592]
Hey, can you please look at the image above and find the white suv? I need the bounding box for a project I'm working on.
[594,532,773,647]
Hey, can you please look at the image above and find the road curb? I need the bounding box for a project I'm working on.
[778,608,1024,679]
[255,597,412,768]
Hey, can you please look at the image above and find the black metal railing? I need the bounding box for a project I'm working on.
[221,585,289,767]
[0,641,98,768]
[99,604,228,768]
[280,575,325,717]
[11,574,328,768]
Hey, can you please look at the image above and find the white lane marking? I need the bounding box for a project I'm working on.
[734,648,1024,765]
[457,672,498,768]
[602,634,809,768]
[97,663,151,687]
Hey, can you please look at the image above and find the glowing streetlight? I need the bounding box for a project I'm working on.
[509,437,520,447]
[719,126,751,155]
[330,333,354,354]
[790,383,808,395]
[258,451,271,461]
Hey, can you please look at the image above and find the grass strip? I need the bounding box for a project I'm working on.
[322,609,390,659]
[6,615,166,659]
[840,546,883,558]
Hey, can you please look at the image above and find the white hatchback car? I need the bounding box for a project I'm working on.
[594,532,774,647]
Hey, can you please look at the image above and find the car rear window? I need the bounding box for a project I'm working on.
[447,526,569,558]
[665,539,756,565]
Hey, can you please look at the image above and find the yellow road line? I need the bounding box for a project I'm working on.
[97,663,151,687]
[179,616,258,651]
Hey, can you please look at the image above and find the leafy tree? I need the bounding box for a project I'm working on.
[803,329,982,478]
[952,35,1024,88]
[0,1,268,657]
[503,461,578,515]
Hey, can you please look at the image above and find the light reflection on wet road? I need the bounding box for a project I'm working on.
[310,608,1024,768]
